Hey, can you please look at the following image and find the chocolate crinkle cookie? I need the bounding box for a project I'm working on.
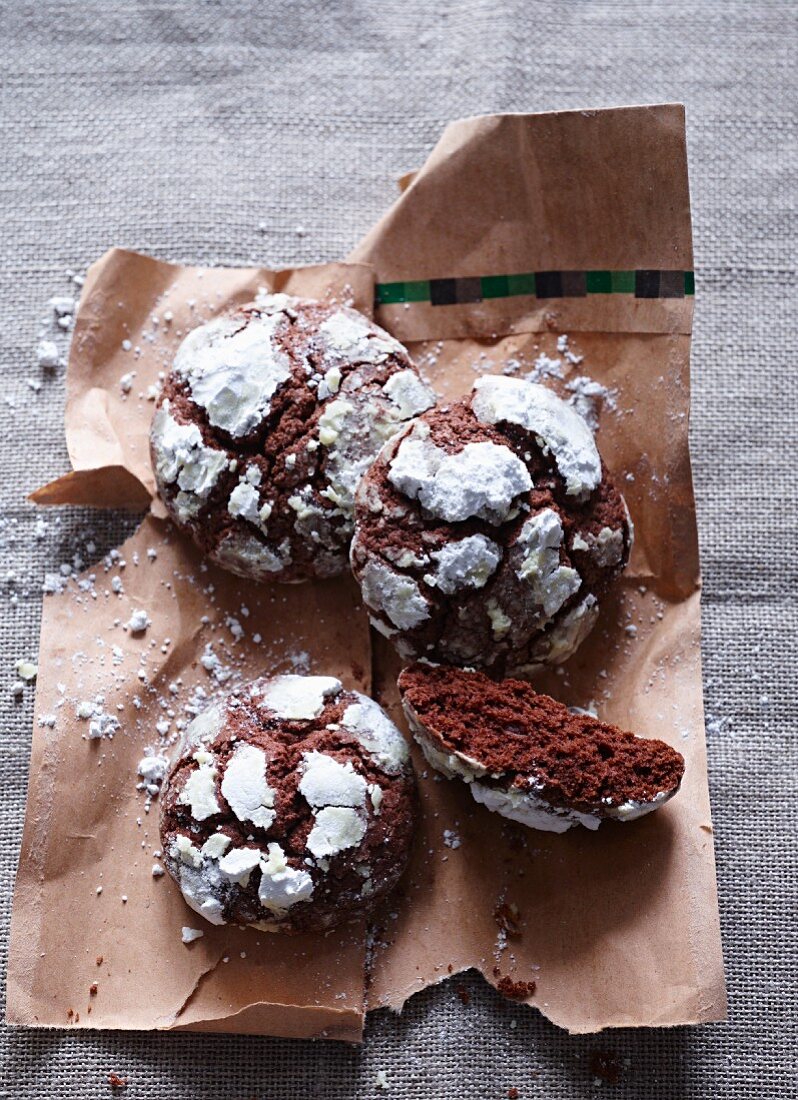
[398,664,684,832]
[150,293,435,582]
[350,375,632,675]
[160,674,416,932]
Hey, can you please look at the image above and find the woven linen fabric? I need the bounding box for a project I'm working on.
[1,1,795,1096]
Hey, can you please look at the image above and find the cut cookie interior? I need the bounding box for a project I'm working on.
[397,663,684,833]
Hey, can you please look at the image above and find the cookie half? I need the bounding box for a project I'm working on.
[160,674,416,932]
[398,663,684,832]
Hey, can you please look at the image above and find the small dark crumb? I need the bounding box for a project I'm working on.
[108,1073,127,1090]
[492,965,501,977]
[590,1051,622,1084]
[455,983,470,1005]
[496,976,536,1001]
[89,983,98,996]
[447,963,453,973]
[494,902,522,937]
[503,825,527,852]
[66,1008,74,1020]
[74,1012,80,1023]
[508,1089,520,1099]
[96,956,103,966]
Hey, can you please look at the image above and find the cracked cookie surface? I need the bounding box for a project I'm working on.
[350,376,632,675]
[150,294,435,582]
[160,674,416,932]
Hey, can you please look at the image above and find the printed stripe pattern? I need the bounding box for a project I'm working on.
[376,270,695,306]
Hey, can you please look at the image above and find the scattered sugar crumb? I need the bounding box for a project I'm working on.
[50,296,75,317]
[36,339,61,368]
[88,710,120,740]
[706,715,732,736]
[565,376,617,432]
[15,659,38,681]
[126,609,151,633]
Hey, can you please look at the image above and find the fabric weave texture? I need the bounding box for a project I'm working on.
[0,1,795,1096]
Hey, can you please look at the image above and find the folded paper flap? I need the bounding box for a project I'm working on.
[30,467,153,511]
[355,105,693,275]
[352,105,693,341]
[44,252,376,508]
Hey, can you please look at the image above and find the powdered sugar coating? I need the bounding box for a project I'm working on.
[174,311,292,437]
[150,402,230,521]
[256,674,342,721]
[306,806,368,858]
[340,696,411,773]
[220,743,276,829]
[358,560,430,631]
[313,309,406,365]
[160,674,415,932]
[388,427,531,524]
[151,296,435,582]
[299,751,368,808]
[511,509,581,618]
[351,379,631,675]
[472,375,601,499]
[424,534,502,595]
[470,780,602,832]
[178,752,220,820]
[258,843,315,913]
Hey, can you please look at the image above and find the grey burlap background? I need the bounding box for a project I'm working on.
[1,1,795,1096]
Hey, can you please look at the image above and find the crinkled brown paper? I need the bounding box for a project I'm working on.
[8,105,726,1041]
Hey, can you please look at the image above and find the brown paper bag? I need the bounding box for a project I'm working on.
[8,105,725,1039]
[350,104,726,1031]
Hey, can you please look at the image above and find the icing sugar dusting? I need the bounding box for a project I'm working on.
[299,751,368,808]
[341,696,410,773]
[257,674,342,720]
[174,311,291,438]
[471,376,601,499]
[259,842,315,913]
[315,310,405,365]
[424,534,501,594]
[513,509,581,619]
[565,375,618,432]
[150,402,229,519]
[306,806,367,858]
[388,428,532,524]
[358,560,430,630]
[220,742,276,829]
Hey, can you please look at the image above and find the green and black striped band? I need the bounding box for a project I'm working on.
[376,270,695,307]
